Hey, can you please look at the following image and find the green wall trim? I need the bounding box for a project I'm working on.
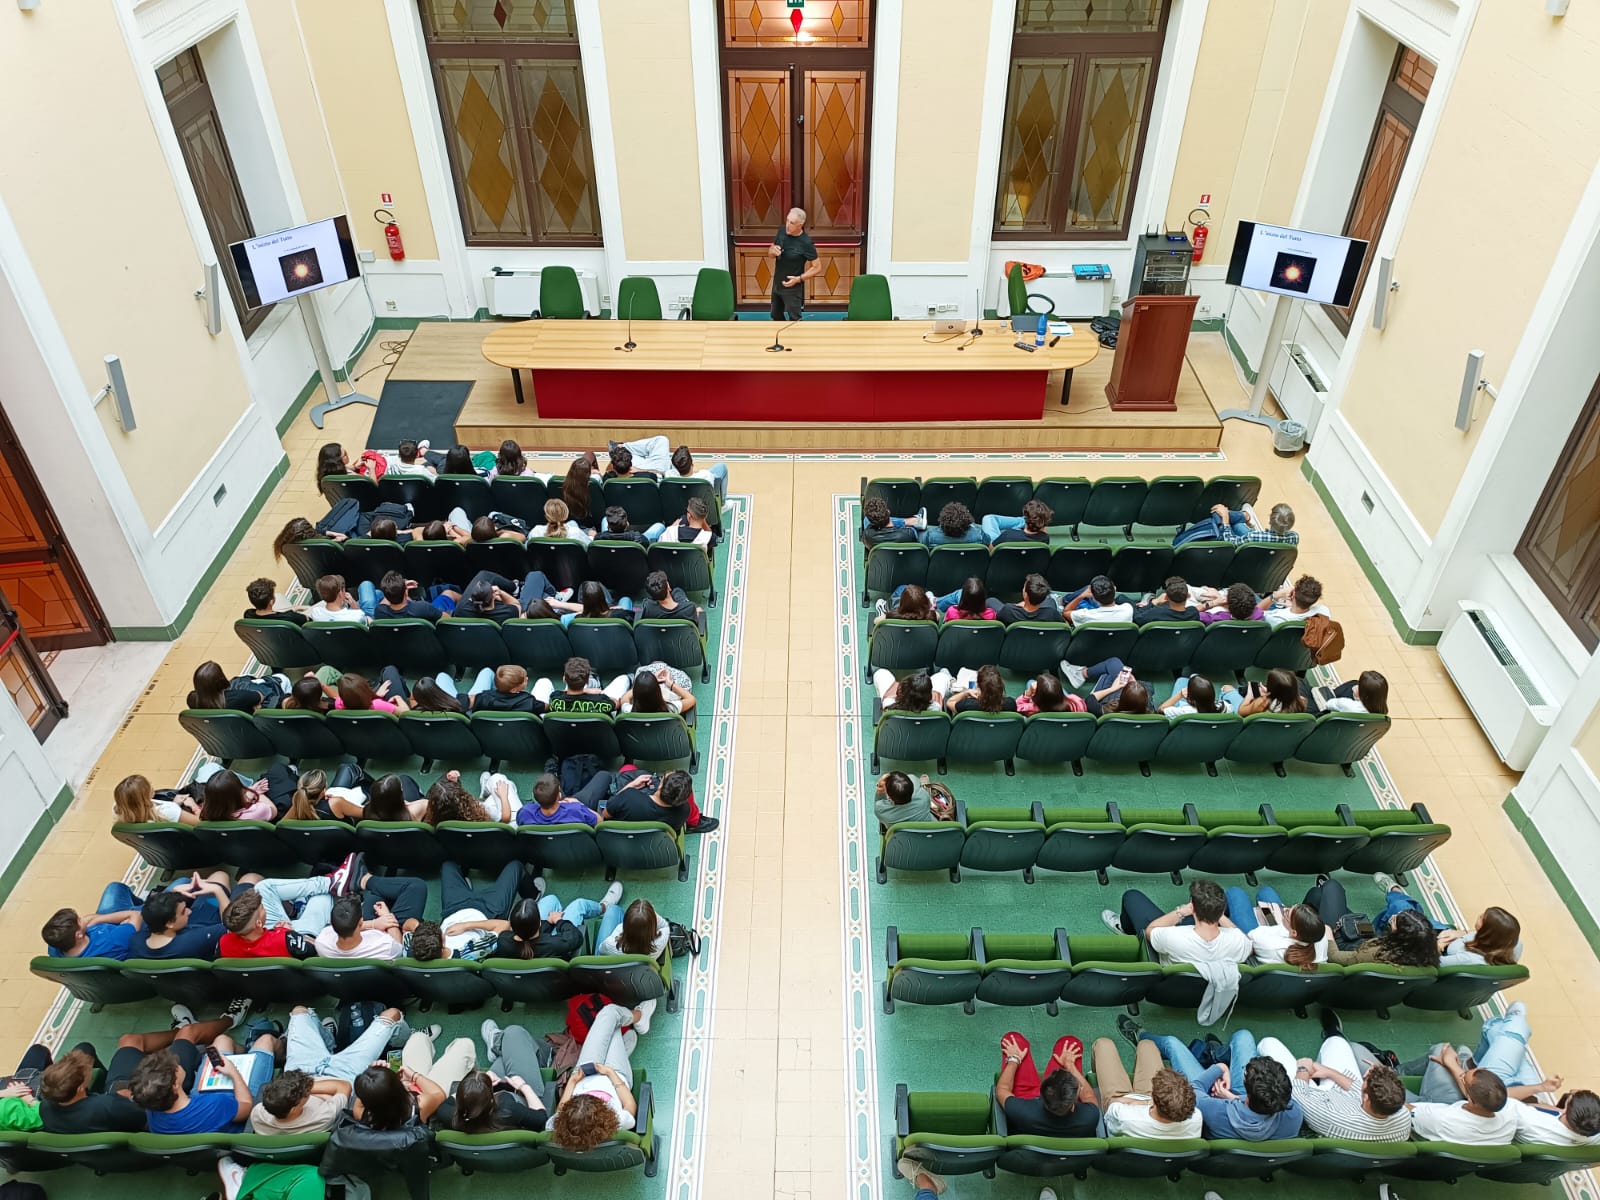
[1302,458,1441,646]
[1222,318,1259,385]
[1191,317,1223,332]
[1503,790,1600,962]
[110,453,289,641]
[276,372,322,439]
[0,783,74,908]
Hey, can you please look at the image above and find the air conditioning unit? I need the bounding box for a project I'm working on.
[1437,601,1556,770]
[484,268,601,317]
[1274,342,1329,442]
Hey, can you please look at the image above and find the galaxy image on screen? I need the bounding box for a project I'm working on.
[279,249,325,294]
[1271,252,1316,294]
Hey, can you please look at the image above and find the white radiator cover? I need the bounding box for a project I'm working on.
[485,269,601,317]
[1437,601,1556,770]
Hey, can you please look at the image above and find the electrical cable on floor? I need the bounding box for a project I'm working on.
[350,338,412,384]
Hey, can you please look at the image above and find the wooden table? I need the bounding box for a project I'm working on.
[480,319,1098,422]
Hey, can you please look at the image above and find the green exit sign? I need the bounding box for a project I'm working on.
[786,0,804,7]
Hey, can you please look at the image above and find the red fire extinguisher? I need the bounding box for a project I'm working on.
[376,208,405,262]
[1189,208,1209,264]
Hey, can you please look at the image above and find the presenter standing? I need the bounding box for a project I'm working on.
[769,208,821,321]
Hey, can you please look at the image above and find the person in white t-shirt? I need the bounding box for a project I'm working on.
[1262,574,1331,627]
[1409,1046,1518,1144]
[1223,884,1332,966]
[1104,879,1253,967]
[1516,1090,1600,1145]
[306,574,369,625]
[1091,1037,1202,1138]
[311,894,402,961]
[551,1003,640,1150]
[1313,669,1390,715]
[1062,575,1134,626]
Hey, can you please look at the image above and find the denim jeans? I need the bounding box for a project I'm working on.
[1375,889,1447,934]
[537,895,603,927]
[1146,1030,1258,1095]
[97,882,139,914]
[981,514,1026,542]
[437,668,494,698]
[1474,1002,1537,1087]
[924,527,987,547]
[1173,675,1243,713]
[441,861,521,921]
[356,580,378,619]
[596,902,625,947]
[1223,884,1284,934]
[1172,510,1248,547]
[255,876,334,935]
[285,1010,401,1083]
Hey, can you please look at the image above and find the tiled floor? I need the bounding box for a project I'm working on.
[0,327,1592,1200]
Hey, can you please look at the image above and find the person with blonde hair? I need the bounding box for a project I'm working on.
[542,497,592,545]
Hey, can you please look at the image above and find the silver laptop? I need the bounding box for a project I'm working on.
[931,318,967,335]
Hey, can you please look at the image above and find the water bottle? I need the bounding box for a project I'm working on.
[1035,314,1047,347]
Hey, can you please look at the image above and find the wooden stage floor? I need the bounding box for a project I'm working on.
[390,320,1226,452]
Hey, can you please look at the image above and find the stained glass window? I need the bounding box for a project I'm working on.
[1066,56,1150,231]
[724,1,870,48]
[515,62,601,242]
[1016,0,1160,34]
[994,61,1074,233]
[1519,380,1600,650]
[421,0,577,42]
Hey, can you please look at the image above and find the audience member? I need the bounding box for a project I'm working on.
[1136,1027,1302,1140]
[516,771,610,828]
[860,497,921,547]
[668,444,727,499]
[984,498,1052,545]
[994,574,1061,625]
[113,772,201,826]
[659,497,720,549]
[924,502,986,547]
[1196,582,1264,624]
[409,861,534,962]
[1313,669,1389,715]
[1263,574,1330,626]
[1238,667,1307,716]
[996,1031,1100,1136]
[642,571,701,622]
[1273,1033,1412,1140]
[537,656,628,714]
[131,1025,279,1133]
[1091,1038,1201,1137]
[1062,575,1133,626]
[551,1003,640,1149]
[1134,577,1199,624]
[1173,501,1298,547]
[250,1006,406,1133]
[944,664,1016,714]
[1222,885,1330,967]
[243,578,308,625]
[873,667,950,713]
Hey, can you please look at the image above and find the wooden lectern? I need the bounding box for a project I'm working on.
[1105,293,1198,412]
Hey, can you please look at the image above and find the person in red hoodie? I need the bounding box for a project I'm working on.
[219,854,362,959]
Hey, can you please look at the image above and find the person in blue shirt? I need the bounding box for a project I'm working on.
[1138,1027,1303,1140]
[41,882,145,959]
[515,772,611,828]
[130,1027,278,1134]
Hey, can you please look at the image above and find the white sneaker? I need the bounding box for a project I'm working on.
[1061,660,1087,689]
[481,1018,503,1056]
[897,1157,945,1194]
[479,770,495,798]
[217,1155,247,1200]
[1040,1189,1060,1200]
[416,439,431,454]
[1101,909,1125,934]
[556,587,574,601]
[1373,871,1403,894]
[531,874,547,897]
[602,881,623,908]
[1241,501,1262,530]
[634,997,657,1035]
[874,598,888,617]
[423,1024,442,1041]
[169,1003,195,1030]
[1202,1192,1224,1200]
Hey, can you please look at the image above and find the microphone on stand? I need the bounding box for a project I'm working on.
[766,315,802,352]
[614,295,637,352]
[970,286,985,337]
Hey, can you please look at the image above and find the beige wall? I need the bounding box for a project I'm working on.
[1576,695,1600,775]
[889,0,992,263]
[598,0,704,263]
[1166,0,1349,266]
[0,5,253,527]
[297,0,438,260]
[1340,3,1600,535]
[249,0,345,224]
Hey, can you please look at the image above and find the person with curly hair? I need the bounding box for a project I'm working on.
[551,1003,639,1150]
[1091,1037,1200,1137]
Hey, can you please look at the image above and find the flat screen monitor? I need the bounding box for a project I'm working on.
[229,215,361,309]
[1225,220,1368,308]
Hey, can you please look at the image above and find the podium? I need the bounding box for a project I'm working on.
[1105,293,1198,412]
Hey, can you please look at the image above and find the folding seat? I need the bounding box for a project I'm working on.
[368,617,451,677]
[276,819,357,866]
[119,957,226,1009]
[300,958,406,1005]
[876,821,964,883]
[871,710,950,772]
[862,477,923,518]
[327,710,412,765]
[1062,622,1138,667]
[1236,963,1338,1016]
[111,822,201,872]
[934,620,1004,673]
[543,1080,657,1173]
[500,618,573,677]
[378,474,438,520]
[249,710,338,764]
[883,928,982,1012]
[399,711,481,770]
[1060,935,1158,1009]
[1391,1143,1524,1184]
[340,538,407,585]
[1296,712,1391,774]
[434,1130,552,1174]
[542,713,623,765]
[479,956,574,1008]
[997,620,1071,675]
[633,616,710,683]
[389,957,496,1011]
[601,478,664,531]
[1035,804,1125,882]
[616,712,697,772]
[1098,1137,1209,1178]
[1189,1138,1314,1180]
[1045,544,1113,593]
[1015,711,1096,772]
[1127,620,1204,674]
[1081,477,1148,537]
[321,473,380,509]
[1319,963,1437,1017]
[5,1131,142,1175]
[234,619,320,672]
[974,929,1071,1012]
[517,822,604,873]
[212,958,316,1007]
[1263,805,1370,873]
[1292,1140,1417,1179]
[566,618,640,679]
[1478,1144,1600,1185]
[1031,477,1091,535]
[996,1134,1108,1180]
[1405,963,1529,1018]
[436,473,493,521]
[1169,541,1235,589]
[1254,620,1316,671]
[926,544,989,599]
[588,541,650,599]
[867,619,939,679]
[919,476,977,520]
[1232,543,1298,594]
[1134,477,1204,533]
[1111,804,1202,881]
[647,542,717,606]
[568,953,671,1008]
[658,477,720,529]
[281,539,347,589]
[490,476,548,525]
[986,543,1049,602]
[300,622,377,675]
[403,539,469,589]
[1086,713,1171,777]
[193,820,296,871]
[1189,620,1272,682]
[1342,802,1450,878]
[946,711,1025,775]
[1194,475,1261,517]
[959,801,1044,880]
[464,538,528,581]
[596,820,688,881]
[355,820,441,872]
[588,475,608,520]
[436,616,510,673]
[130,1130,242,1173]
[178,709,274,762]
[1108,543,1174,596]
[1145,962,1207,1008]
[434,820,518,872]
[470,712,552,770]
[974,475,1034,519]
[29,957,157,1007]
[863,543,927,603]
[1186,807,1288,882]
[1228,712,1316,776]
[891,1085,1004,1177]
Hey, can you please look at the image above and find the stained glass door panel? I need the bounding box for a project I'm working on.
[1066,55,1151,232]
[803,70,866,238]
[725,1,870,47]
[733,241,861,306]
[514,60,602,242]
[728,69,792,237]
[436,59,532,242]
[994,60,1074,233]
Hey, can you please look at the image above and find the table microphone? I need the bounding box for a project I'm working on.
[970,286,984,337]
[766,316,801,352]
[614,296,637,352]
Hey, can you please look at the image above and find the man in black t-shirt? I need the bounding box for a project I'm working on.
[372,571,443,622]
[244,578,308,625]
[642,570,701,623]
[540,656,622,716]
[446,571,521,624]
[601,769,693,832]
[995,574,1064,625]
[466,664,544,714]
[770,207,820,321]
[996,1031,1101,1138]
[1134,576,1201,625]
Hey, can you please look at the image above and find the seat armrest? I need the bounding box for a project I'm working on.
[971,928,986,965]
[1105,800,1122,823]
[886,925,900,966]
[1412,801,1433,824]
[1181,803,1199,826]
[895,1083,910,1137]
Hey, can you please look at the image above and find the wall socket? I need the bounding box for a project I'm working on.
[385,300,397,312]
[212,484,227,507]
[935,303,959,313]
[357,249,376,263]
[1361,491,1374,513]
[926,305,937,317]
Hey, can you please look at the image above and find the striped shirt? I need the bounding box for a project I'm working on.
[1292,1076,1412,1141]
[1219,526,1300,546]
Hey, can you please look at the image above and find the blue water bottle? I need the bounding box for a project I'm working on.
[1035,314,1048,346]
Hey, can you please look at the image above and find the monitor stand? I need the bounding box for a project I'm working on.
[301,293,380,429]
[1217,292,1293,431]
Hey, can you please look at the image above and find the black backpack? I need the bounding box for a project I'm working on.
[317,498,361,538]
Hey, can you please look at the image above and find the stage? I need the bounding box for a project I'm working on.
[387,321,1227,453]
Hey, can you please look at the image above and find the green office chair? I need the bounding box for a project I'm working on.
[686,267,735,320]
[535,265,587,318]
[846,273,892,320]
[1006,263,1028,317]
[616,275,663,322]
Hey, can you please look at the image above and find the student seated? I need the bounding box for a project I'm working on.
[372,571,443,621]
[1106,880,1251,1024]
[407,861,538,962]
[112,772,202,826]
[307,574,370,625]
[1091,1038,1201,1138]
[536,656,629,715]
[385,438,436,478]
[219,855,362,959]
[1069,658,1155,715]
[995,1030,1100,1136]
[659,497,721,549]
[540,498,592,546]
[334,668,412,714]
[42,883,146,959]
[563,455,600,534]
[601,506,664,545]
[1134,1025,1302,1140]
[1173,500,1298,547]
[283,767,372,817]
[928,577,996,623]
[871,667,951,713]
[872,584,938,628]
[619,666,696,715]
[1062,574,1133,625]
[516,771,612,827]
[924,501,986,547]
[187,660,287,714]
[486,883,623,961]
[362,773,430,822]
[1135,576,1200,624]
[129,876,234,960]
[1159,673,1239,716]
[250,1006,407,1133]
[1312,669,1389,715]
[560,580,635,627]
[1237,667,1307,716]
[1407,1045,1517,1144]
[1369,874,1521,965]
[641,570,701,622]
[551,1003,641,1149]
[1271,1032,1412,1140]
[668,443,727,499]
[447,571,523,623]
[439,1062,549,1135]
[994,573,1060,625]
[1017,672,1082,714]
[440,663,544,714]
[1222,885,1331,966]
[196,764,294,821]
[873,770,945,828]
[366,516,416,546]
[859,496,925,547]
[1300,879,1443,968]
[274,516,346,558]
[601,768,695,831]
[421,770,514,825]
[131,1026,279,1133]
[1194,581,1264,624]
[243,577,308,625]
[1263,573,1330,626]
[313,894,405,961]
[943,664,1016,714]
[983,498,1052,546]
[487,439,539,482]
[603,444,658,482]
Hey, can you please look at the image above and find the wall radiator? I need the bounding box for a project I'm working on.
[1437,601,1555,770]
